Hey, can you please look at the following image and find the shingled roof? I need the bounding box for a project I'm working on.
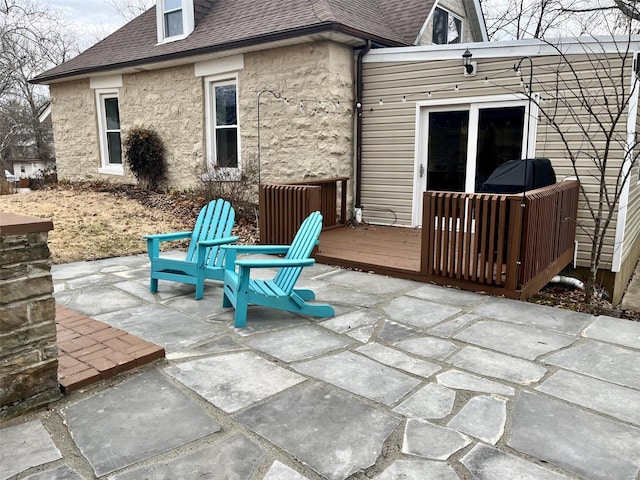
[33,0,446,83]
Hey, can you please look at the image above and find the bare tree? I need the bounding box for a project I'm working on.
[0,0,77,168]
[513,32,640,299]
[482,0,640,39]
[106,0,154,21]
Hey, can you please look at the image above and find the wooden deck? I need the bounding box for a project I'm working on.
[316,225,423,278]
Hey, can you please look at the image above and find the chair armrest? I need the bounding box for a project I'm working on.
[223,244,291,271]
[144,231,193,242]
[221,244,291,255]
[235,258,315,269]
[198,236,239,247]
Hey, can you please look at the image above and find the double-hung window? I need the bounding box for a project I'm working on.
[205,77,240,175]
[433,7,462,44]
[163,0,183,37]
[96,90,123,174]
[156,0,194,43]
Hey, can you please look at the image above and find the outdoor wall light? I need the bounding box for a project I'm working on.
[462,49,476,77]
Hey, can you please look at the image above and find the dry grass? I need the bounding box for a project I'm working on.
[0,188,193,264]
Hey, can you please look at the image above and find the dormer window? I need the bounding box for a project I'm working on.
[156,0,194,43]
[433,7,462,45]
[164,0,183,36]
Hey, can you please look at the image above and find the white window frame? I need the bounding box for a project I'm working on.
[412,94,537,226]
[95,89,124,176]
[204,74,241,179]
[156,0,194,44]
[432,6,463,45]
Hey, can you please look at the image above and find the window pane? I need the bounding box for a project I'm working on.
[449,17,462,44]
[104,98,120,130]
[216,128,238,168]
[427,110,469,192]
[165,10,183,36]
[475,106,525,190]
[215,85,237,125]
[164,0,181,10]
[433,8,447,45]
[107,132,122,164]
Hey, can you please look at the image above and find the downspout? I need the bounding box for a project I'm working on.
[355,40,371,214]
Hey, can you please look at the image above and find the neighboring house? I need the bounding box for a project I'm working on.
[358,37,640,303]
[5,105,55,179]
[31,0,487,192]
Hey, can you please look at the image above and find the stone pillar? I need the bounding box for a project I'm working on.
[1,212,60,418]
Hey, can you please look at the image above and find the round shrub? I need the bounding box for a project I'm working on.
[124,127,166,191]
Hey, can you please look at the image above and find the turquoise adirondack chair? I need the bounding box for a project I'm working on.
[145,199,238,299]
[222,211,335,327]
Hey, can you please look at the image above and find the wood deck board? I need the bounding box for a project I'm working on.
[317,225,421,272]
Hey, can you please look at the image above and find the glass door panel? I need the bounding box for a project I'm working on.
[474,106,525,191]
[427,110,469,192]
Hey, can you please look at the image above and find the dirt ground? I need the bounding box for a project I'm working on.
[0,187,196,264]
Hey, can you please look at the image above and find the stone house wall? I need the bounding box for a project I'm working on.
[49,40,355,196]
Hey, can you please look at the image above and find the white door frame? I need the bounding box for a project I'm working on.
[411,93,537,226]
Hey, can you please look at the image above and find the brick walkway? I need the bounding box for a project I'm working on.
[55,305,165,393]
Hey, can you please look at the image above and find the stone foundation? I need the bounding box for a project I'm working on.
[0,212,60,418]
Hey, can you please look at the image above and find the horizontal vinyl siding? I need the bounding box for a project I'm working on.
[621,109,640,263]
[361,53,635,269]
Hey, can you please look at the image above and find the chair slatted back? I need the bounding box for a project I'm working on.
[274,211,323,294]
[185,199,235,267]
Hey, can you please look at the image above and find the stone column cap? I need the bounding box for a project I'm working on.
[0,212,54,235]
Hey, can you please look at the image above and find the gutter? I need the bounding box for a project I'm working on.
[354,39,371,210]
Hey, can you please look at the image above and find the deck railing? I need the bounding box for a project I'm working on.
[420,180,579,299]
[259,177,348,244]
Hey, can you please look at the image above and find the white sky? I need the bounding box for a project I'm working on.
[45,0,138,50]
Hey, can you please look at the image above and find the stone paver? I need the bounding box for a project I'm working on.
[470,296,592,334]
[436,370,515,396]
[246,324,350,362]
[394,337,458,361]
[166,352,305,413]
[356,342,441,378]
[0,420,62,480]
[402,419,471,459]
[110,434,265,480]
[536,369,640,426]
[545,341,640,389]
[8,254,640,480]
[509,391,640,480]
[57,286,142,317]
[95,304,225,353]
[449,346,547,384]
[446,395,507,444]
[393,383,456,419]
[375,459,458,480]
[461,444,570,480]
[235,383,401,480]
[378,320,420,343]
[63,370,220,477]
[328,269,418,294]
[407,283,486,307]
[294,351,420,405]
[264,461,310,480]
[428,313,479,338]
[582,315,640,349]
[21,464,84,480]
[320,309,382,334]
[383,297,461,328]
[454,320,576,360]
